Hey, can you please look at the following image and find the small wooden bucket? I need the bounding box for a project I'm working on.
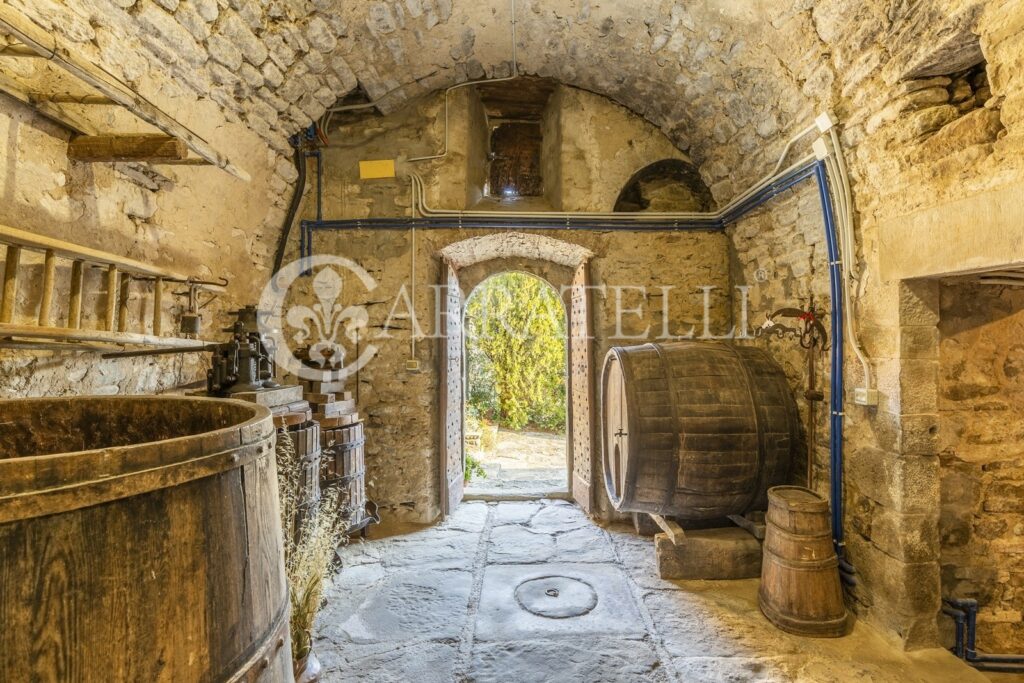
[758,485,848,637]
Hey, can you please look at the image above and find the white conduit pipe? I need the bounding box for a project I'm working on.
[407,0,519,164]
[408,153,817,223]
[772,123,818,176]
[821,135,873,392]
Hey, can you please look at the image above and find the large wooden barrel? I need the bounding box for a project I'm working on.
[0,396,294,682]
[601,341,798,518]
[758,486,848,637]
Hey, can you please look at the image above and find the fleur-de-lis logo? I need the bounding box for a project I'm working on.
[285,267,368,368]
[259,255,380,381]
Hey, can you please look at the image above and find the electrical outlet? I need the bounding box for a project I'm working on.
[854,387,878,406]
[406,359,420,372]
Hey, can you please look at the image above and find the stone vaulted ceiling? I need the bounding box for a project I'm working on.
[14,0,992,195]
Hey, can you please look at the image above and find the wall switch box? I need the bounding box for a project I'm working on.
[406,359,420,371]
[854,387,878,406]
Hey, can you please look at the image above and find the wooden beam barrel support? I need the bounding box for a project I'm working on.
[1,245,21,323]
[152,277,163,336]
[69,135,189,163]
[649,514,686,546]
[118,272,131,333]
[38,249,55,326]
[0,6,251,181]
[105,265,118,332]
[68,260,84,329]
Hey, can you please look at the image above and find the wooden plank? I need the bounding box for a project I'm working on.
[0,71,97,135]
[104,265,117,331]
[38,249,55,326]
[0,223,188,279]
[68,134,189,163]
[152,276,163,336]
[0,43,41,57]
[68,260,83,329]
[0,323,213,348]
[1,245,20,323]
[33,93,114,105]
[0,5,251,181]
[117,270,130,333]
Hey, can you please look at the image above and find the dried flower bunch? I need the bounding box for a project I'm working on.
[276,428,346,663]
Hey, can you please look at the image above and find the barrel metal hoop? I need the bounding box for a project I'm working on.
[221,596,290,683]
[323,438,366,453]
[645,342,685,511]
[323,468,367,486]
[721,344,768,513]
[761,544,841,570]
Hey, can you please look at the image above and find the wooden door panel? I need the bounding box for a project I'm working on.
[439,262,464,516]
[569,261,594,514]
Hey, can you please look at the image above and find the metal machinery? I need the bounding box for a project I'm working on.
[207,306,280,395]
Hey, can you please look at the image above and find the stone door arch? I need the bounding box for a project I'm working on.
[437,233,596,515]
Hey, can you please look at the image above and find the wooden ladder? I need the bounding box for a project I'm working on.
[0,223,220,351]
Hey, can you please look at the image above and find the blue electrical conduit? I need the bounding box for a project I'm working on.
[297,156,852,575]
[298,161,819,256]
[813,161,848,564]
[943,599,1024,672]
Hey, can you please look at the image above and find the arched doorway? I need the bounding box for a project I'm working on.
[462,271,568,497]
[436,233,596,517]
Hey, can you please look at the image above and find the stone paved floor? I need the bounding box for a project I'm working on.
[464,430,567,497]
[316,500,989,683]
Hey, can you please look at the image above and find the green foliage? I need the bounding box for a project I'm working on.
[465,451,487,483]
[465,272,567,432]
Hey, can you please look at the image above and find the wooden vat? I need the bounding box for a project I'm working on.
[601,341,799,518]
[0,395,293,682]
[321,420,375,535]
[758,485,848,637]
[285,418,322,538]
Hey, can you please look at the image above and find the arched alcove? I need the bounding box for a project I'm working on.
[613,159,714,213]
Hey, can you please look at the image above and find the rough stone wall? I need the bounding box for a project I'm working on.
[724,0,1024,651]
[7,0,1024,652]
[547,87,691,212]
[290,86,730,524]
[938,281,1024,652]
[0,91,283,398]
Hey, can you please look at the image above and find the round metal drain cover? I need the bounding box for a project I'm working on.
[514,575,598,619]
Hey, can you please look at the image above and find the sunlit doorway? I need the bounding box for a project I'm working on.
[462,272,569,498]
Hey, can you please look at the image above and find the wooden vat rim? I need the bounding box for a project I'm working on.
[0,396,273,520]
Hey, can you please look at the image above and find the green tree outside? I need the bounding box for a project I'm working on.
[465,272,567,432]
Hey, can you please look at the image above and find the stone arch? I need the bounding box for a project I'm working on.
[438,232,593,272]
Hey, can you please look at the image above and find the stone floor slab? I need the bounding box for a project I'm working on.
[551,524,617,563]
[470,637,667,683]
[474,563,646,641]
[488,524,556,564]
[319,567,473,645]
[320,641,460,683]
[491,501,544,525]
[528,503,591,533]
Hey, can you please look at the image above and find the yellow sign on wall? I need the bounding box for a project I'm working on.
[359,159,396,179]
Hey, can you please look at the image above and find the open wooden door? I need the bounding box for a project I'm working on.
[439,261,464,517]
[568,260,595,514]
